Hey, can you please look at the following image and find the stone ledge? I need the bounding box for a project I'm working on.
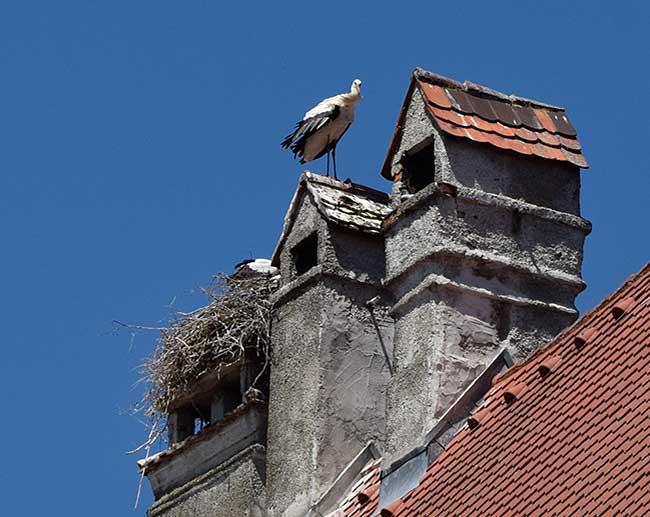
[383,181,591,234]
[270,265,386,307]
[384,243,586,292]
[391,271,578,317]
[147,443,266,516]
[140,400,267,499]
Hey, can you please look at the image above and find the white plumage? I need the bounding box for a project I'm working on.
[281,79,362,179]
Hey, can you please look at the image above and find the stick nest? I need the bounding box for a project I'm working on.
[143,271,276,416]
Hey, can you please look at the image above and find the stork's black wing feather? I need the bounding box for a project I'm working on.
[281,104,340,160]
[310,122,351,162]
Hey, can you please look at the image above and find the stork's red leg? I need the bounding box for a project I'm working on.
[326,150,330,177]
[332,145,338,180]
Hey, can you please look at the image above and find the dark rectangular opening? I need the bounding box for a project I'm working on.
[404,141,435,194]
[291,232,318,276]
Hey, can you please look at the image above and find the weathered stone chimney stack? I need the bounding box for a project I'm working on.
[140,68,591,517]
[380,68,590,459]
[266,175,393,516]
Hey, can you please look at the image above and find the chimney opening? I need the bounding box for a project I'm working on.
[291,232,318,276]
[402,140,435,194]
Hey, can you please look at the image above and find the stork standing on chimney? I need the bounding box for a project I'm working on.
[281,79,362,179]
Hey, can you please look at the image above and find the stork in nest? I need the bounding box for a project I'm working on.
[281,79,362,179]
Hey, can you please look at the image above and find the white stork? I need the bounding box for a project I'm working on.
[281,79,362,179]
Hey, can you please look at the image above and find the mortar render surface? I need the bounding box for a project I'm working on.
[382,88,588,461]
[147,445,266,517]
[325,225,386,284]
[268,192,335,517]
[268,189,394,516]
[317,279,393,470]
[267,279,394,517]
[266,285,323,517]
[384,284,575,460]
[385,190,586,290]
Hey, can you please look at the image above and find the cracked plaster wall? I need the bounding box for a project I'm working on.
[385,192,586,290]
[266,286,323,517]
[385,280,573,460]
[268,193,392,516]
[267,279,392,517]
[147,445,266,517]
[383,89,588,461]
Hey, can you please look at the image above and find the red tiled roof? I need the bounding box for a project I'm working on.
[381,69,588,179]
[333,460,381,517]
[378,263,650,516]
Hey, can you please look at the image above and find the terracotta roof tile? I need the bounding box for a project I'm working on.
[419,83,452,109]
[413,70,588,168]
[537,130,562,147]
[337,460,382,517]
[559,135,582,151]
[490,101,521,126]
[467,114,496,133]
[533,108,558,132]
[349,262,650,516]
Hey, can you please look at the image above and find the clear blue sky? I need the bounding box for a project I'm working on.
[0,1,647,514]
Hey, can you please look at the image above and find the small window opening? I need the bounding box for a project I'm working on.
[222,379,242,415]
[190,402,210,434]
[209,373,243,424]
[194,415,209,434]
[403,141,435,194]
[292,233,318,276]
[169,403,209,444]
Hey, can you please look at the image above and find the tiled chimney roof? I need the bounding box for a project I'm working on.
[338,262,650,516]
[381,68,588,178]
[271,172,391,266]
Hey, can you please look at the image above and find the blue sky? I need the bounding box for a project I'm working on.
[0,1,647,514]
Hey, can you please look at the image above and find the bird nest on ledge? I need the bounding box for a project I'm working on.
[130,267,277,454]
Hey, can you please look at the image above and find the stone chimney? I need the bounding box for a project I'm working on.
[139,69,591,517]
[266,173,393,516]
[380,68,590,460]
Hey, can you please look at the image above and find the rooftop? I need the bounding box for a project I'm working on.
[382,68,588,178]
[333,262,650,516]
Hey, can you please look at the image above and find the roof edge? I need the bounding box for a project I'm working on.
[413,67,566,111]
[270,173,309,267]
[380,77,417,180]
[485,261,650,388]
